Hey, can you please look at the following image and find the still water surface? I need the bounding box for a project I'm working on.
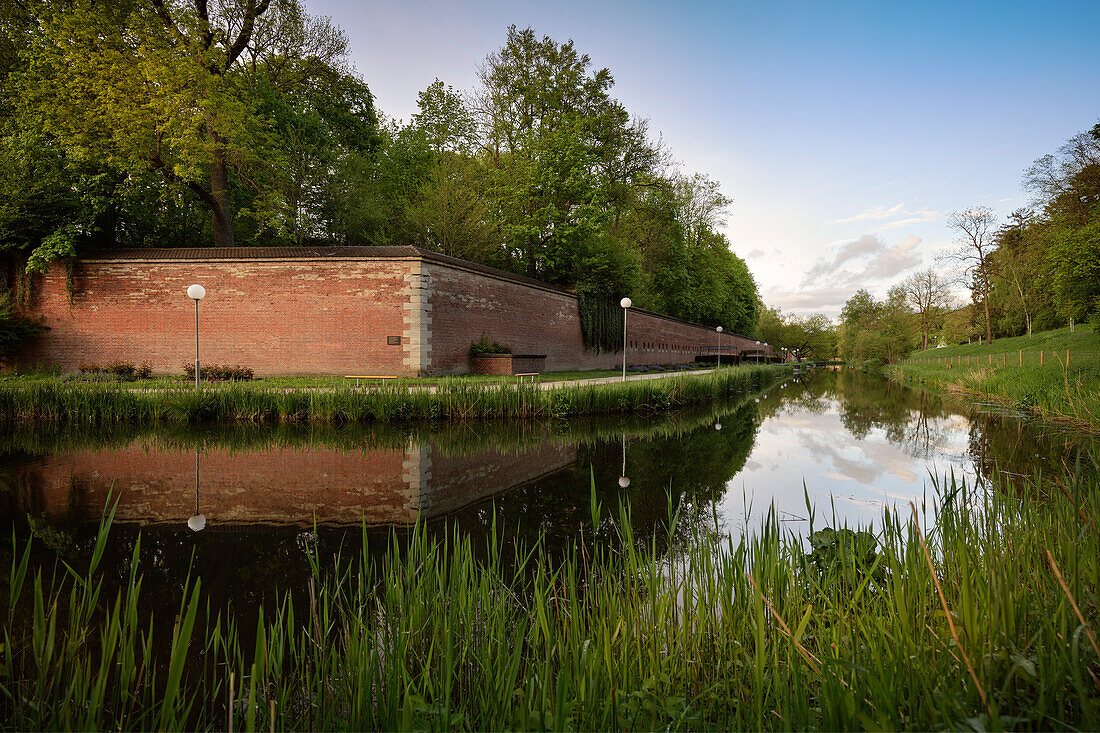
[2,370,1094,612]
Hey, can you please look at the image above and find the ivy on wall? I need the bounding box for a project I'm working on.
[578,293,623,353]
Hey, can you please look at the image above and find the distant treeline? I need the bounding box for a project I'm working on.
[838,120,1100,364]
[0,6,757,334]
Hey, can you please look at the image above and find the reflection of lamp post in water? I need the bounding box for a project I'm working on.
[618,434,630,488]
[714,421,722,431]
[188,447,206,532]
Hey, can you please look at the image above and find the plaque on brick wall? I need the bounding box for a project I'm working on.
[387,336,401,345]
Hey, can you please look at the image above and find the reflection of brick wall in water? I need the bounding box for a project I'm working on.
[412,442,578,517]
[21,443,414,526]
[10,439,578,527]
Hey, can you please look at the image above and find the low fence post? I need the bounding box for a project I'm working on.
[1019,350,1022,367]
[1040,350,1044,366]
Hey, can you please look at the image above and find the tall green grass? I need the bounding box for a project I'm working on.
[3,463,1098,730]
[891,354,1100,430]
[0,365,786,426]
[0,391,759,457]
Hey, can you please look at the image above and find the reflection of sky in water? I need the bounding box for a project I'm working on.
[718,403,979,537]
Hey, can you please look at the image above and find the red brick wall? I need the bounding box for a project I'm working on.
[18,251,768,376]
[20,256,415,376]
[425,260,766,375]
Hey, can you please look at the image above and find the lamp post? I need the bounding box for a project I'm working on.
[620,297,632,383]
[187,284,206,388]
[754,340,761,365]
[716,326,723,369]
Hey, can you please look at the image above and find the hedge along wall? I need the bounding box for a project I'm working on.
[17,247,769,376]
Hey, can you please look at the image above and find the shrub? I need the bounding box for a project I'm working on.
[469,335,511,356]
[182,362,255,381]
[103,361,137,378]
[76,360,138,380]
[0,292,47,360]
[136,362,153,379]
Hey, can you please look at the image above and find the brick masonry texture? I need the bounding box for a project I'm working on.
[4,438,578,527]
[20,255,415,376]
[18,249,768,376]
[425,259,766,375]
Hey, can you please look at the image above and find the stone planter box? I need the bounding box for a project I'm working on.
[470,353,548,375]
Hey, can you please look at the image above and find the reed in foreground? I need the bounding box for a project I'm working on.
[2,464,1098,730]
[0,365,786,425]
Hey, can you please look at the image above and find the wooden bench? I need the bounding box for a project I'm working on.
[513,372,540,382]
[344,375,398,387]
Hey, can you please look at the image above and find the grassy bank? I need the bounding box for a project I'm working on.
[0,364,787,425]
[3,464,1098,730]
[0,365,711,389]
[889,325,1100,430]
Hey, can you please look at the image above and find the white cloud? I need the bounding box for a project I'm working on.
[829,202,939,232]
[829,203,906,225]
[872,212,939,231]
[860,235,921,279]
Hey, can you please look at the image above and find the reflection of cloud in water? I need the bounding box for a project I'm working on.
[719,395,979,537]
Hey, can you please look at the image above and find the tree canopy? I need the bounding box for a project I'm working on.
[2,19,759,337]
[833,119,1100,362]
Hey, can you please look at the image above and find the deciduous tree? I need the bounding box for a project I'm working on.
[23,0,355,247]
[899,268,951,350]
[943,207,997,345]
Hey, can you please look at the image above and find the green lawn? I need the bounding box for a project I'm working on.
[890,324,1100,430]
[0,364,724,390]
[907,323,1100,363]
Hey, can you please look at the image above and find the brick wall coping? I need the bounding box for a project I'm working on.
[79,247,760,344]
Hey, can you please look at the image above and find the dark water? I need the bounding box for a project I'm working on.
[2,370,1095,616]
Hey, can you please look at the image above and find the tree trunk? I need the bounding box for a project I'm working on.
[210,137,234,247]
[982,287,992,346]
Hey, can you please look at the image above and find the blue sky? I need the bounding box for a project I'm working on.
[308,0,1100,317]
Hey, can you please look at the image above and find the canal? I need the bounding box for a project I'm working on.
[3,369,1093,612]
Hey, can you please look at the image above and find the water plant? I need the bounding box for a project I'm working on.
[0,364,787,425]
[2,461,1097,730]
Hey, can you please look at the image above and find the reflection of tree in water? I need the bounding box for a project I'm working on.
[444,399,761,555]
[760,370,1095,491]
[964,410,1097,491]
[833,370,947,446]
[755,373,833,418]
[797,369,1096,491]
